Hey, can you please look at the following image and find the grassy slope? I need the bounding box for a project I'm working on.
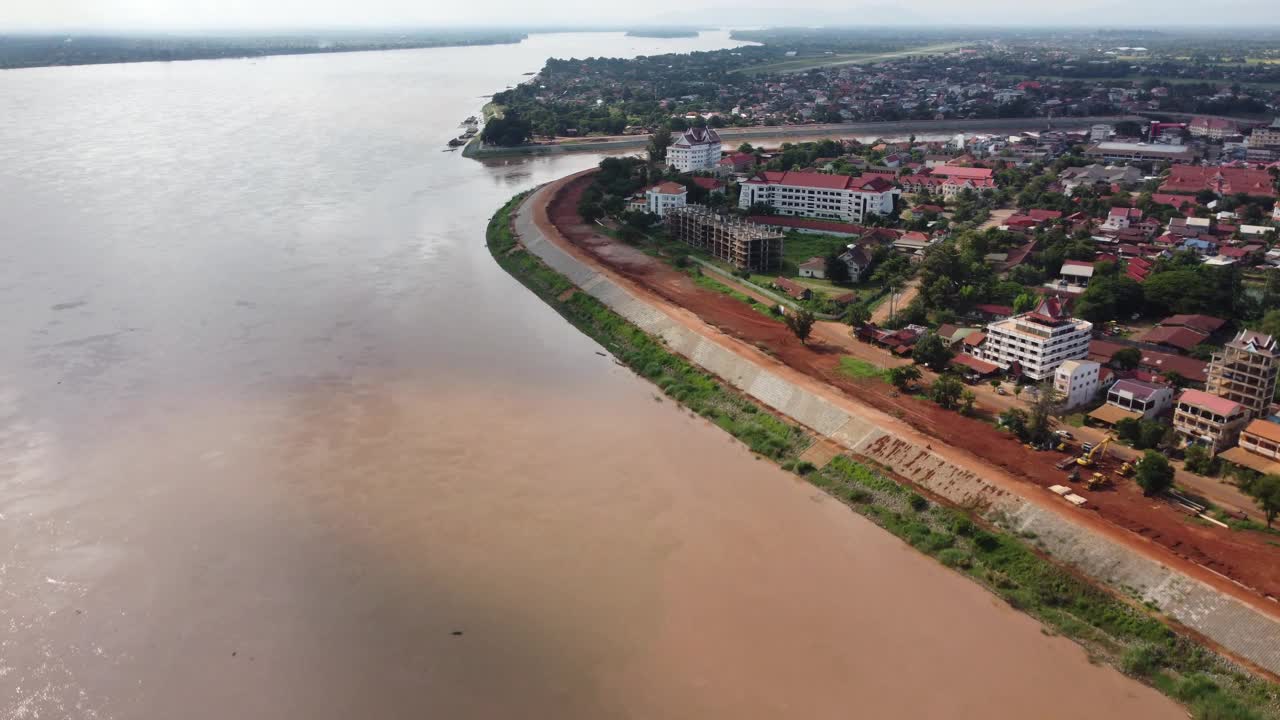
[488,191,1279,720]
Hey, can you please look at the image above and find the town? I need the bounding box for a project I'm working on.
[484,29,1280,142]
[559,102,1280,529]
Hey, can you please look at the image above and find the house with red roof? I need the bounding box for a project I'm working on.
[1173,389,1250,452]
[1104,207,1143,230]
[739,170,900,223]
[688,176,726,194]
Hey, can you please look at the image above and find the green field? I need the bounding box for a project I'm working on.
[737,43,966,75]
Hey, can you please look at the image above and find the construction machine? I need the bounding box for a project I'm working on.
[1076,437,1111,468]
[1117,461,1134,477]
[1087,473,1112,490]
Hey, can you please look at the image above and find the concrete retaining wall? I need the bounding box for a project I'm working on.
[511,186,1280,676]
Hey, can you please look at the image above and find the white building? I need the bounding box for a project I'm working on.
[667,127,722,172]
[1054,359,1101,410]
[975,297,1093,381]
[645,182,687,217]
[1104,207,1143,230]
[738,170,899,224]
[1106,379,1174,419]
[1090,124,1114,143]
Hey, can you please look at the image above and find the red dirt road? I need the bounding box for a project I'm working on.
[538,172,1280,614]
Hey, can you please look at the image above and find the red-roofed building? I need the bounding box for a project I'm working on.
[747,215,867,237]
[1163,314,1227,334]
[1137,325,1209,353]
[739,170,900,223]
[718,152,756,174]
[773,277,812,301]
[1105,206,1143,230]
[1174,389,1250,452]
[688,176,726,194]
[1189,116,1239,141]
[1160,166,1277,199]
[1088,339,1209,383]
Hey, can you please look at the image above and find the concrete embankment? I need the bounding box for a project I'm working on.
[466,115,1146,158]
[508,175,1280,678]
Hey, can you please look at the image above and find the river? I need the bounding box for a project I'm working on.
[0,32,1179,719]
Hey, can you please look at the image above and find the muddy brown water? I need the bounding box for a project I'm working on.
[0,33,1179,718]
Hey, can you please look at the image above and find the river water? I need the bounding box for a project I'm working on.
[0,32,1178,719]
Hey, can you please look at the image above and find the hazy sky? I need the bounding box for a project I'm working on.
[2,0,1275,31]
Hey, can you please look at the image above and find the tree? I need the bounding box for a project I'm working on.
[1247,474,1280,527]
[1027,382,1060,444]
[647,126,673,163]
[960,389,977,416]
[480,110,533,147]
[1256,309,1280,340]
[1012,292,1039,315]
[1135,450,1174,496]
[845,303,871,328]
[1075,275,1143,323]
[825,254,851,284]
[1112,347,1143,371]
[1184,443,1219,476]
[889,364,922,391]
[784,309,815,344]
[911,332,953,372]
[930,374,965,410]
[999,408,1030,440]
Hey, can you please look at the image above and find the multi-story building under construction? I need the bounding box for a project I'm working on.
[664,206,783,272]
[1206,330,1278,418]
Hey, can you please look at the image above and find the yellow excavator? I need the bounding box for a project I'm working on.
[1076,437,1112,468]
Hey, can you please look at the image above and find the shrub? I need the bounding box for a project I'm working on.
[938,548,972,569]
[908,493,928,511]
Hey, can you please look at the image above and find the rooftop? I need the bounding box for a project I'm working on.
[1177,388,1246,417]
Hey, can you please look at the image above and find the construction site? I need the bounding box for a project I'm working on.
[664,205,784,272]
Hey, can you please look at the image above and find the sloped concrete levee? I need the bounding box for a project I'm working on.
[509,181,1280,677]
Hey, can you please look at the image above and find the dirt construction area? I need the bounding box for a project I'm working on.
[546,173,1280,607]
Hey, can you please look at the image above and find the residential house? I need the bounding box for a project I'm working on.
[798,257,827,279]
[1106,379,1174,419]
[1173,389,1250,452]
[1054,359,1102,410]
[1221,419,1280,475]
[1104,207,1143,231]
[839,245,873,282]
[773,277,812,300]
[645,182,688,217]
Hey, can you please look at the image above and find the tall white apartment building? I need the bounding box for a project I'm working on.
[976,297,1093,381]
[737,170,899,224]
[666,127,722,172]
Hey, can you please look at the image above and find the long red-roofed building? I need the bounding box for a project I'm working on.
[1159,166,1277,199]
[738,170,900,223]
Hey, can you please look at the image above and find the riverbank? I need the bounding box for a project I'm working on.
[487,182,1280,718]
[464,115,1146,158]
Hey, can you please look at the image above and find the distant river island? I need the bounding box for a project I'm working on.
[0,31,529,70]
[624,29,702,38]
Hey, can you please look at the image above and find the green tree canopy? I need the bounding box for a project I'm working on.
[1135,450,1174,496]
